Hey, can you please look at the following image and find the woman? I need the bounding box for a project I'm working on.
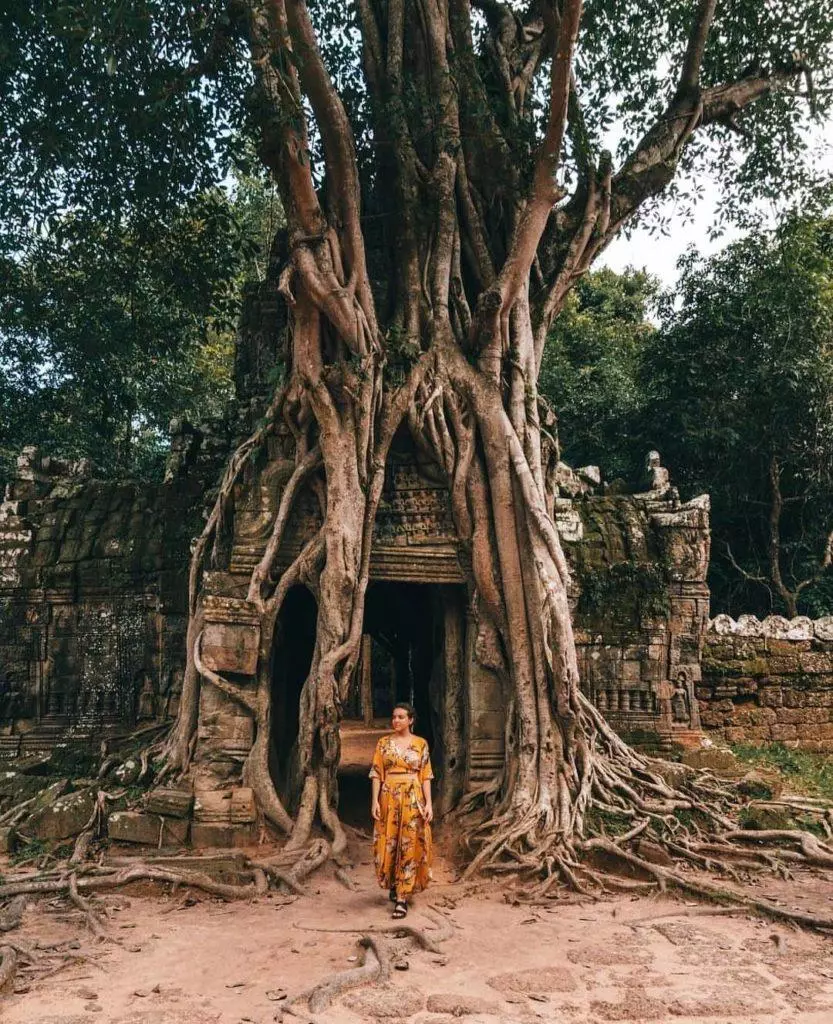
[369,702,434,919]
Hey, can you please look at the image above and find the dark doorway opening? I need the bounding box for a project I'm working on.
[338,582,447,829]
[269,584,317,798]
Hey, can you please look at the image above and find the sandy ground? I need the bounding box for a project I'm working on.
[4,828,833,1024]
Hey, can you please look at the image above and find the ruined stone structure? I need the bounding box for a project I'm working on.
[0,278,712,843]
[0,448,210,758]
[699,614,833,751]
[187,446,710,837]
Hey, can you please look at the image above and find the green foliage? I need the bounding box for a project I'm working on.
[0,197,241,479]
[732,742,833,802]
[644,215,833,615]
[577,561,670,624]
[0,2,255,249]
[539,268,658,481]
[576,3,833,231]
[0,174,282,481]
[10,837,47,865]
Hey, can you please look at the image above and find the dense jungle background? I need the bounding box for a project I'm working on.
[4,178,832,618]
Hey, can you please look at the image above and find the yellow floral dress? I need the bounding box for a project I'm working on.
[369,734,434,899]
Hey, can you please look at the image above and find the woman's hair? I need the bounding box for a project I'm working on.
[392,701,416,723]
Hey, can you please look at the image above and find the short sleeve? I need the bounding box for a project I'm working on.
[418,741,434,784]
[369,739,385,781]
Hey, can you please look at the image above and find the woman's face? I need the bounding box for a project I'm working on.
[391,707,413,733]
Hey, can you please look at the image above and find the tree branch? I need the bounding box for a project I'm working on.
[676,0,718,97]
[285,0,377,336]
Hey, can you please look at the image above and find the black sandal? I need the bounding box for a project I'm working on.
[392,900,408,919]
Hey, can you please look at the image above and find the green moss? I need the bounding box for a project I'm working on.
[11,837,47,865]
[577,561,669,625]
[730,742,833,801]
[585,807,633,836]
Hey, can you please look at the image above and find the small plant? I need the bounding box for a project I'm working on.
[11,837,47,865]
[731,742,833,801]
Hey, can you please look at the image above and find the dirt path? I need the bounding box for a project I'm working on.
[3,835,833,1024]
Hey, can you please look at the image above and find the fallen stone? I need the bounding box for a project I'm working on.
[680,746,739,772]
[26,786,95,839]
[145,787,194,819]
[737,769,783,801]
[426,993,501,1015]
[109,810,189,846]
[0,827,17,854]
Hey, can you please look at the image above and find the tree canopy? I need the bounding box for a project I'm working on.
[645,215,833,618]
[0,184,279,479]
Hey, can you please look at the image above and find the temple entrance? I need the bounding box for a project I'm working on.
[338,582,466,828]
[269,581,467,827]
[269,585,317,798]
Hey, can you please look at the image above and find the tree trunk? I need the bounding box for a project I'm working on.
[152,0,825,895]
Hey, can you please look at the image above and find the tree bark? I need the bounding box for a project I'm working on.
[155,0,818,887]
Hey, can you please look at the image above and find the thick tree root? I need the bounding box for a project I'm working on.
[0,897,26,934]
[291,935,389,1014]
[295,912,450,955]
[0,945,17,992]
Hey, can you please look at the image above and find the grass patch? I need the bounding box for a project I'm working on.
[10,837,47,865]
[585,807,634,836]
[730,742,833,801]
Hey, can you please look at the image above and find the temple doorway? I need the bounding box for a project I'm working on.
[269,585,317,798]
[338,581,465,827]
[269,581,466,827]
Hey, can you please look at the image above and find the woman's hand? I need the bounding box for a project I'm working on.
[371,800,381,821]
[423,804,433,823]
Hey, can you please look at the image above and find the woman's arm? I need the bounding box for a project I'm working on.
[371,777,381,820]
[422,778,433,823]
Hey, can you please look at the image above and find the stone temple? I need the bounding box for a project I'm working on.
[0,279,711,844]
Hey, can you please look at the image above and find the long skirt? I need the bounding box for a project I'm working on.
[372,776,432,898]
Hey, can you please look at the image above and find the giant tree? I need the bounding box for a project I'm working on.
[4,1,833,905]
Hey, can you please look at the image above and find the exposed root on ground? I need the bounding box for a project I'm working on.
[287,907,453,1016]
[295,905,452,955]
[0,944,18,992]
[289,935,390,1015]
[458,693,833,932]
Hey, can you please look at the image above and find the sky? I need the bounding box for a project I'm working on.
[599,123,833,287]
[599,189,744,286]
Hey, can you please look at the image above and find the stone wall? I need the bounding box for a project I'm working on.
[699,614,833,751]
[0,447,209,755]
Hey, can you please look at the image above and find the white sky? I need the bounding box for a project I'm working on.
[598,121,833,287]
[599,191,744,286]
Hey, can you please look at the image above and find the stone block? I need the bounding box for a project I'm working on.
[800,652,833,674]
[145,788,194,819]
[201,598,261,676]
[681,747,739,771]
[27,787,96,839]
[109,811,189,846]
[190,823,255,848]
[759,687,783,707]
[0,826,17,853]
[748,706,777,725]
[770,724,798,741]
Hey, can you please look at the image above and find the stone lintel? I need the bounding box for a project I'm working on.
[201,596,261,676]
